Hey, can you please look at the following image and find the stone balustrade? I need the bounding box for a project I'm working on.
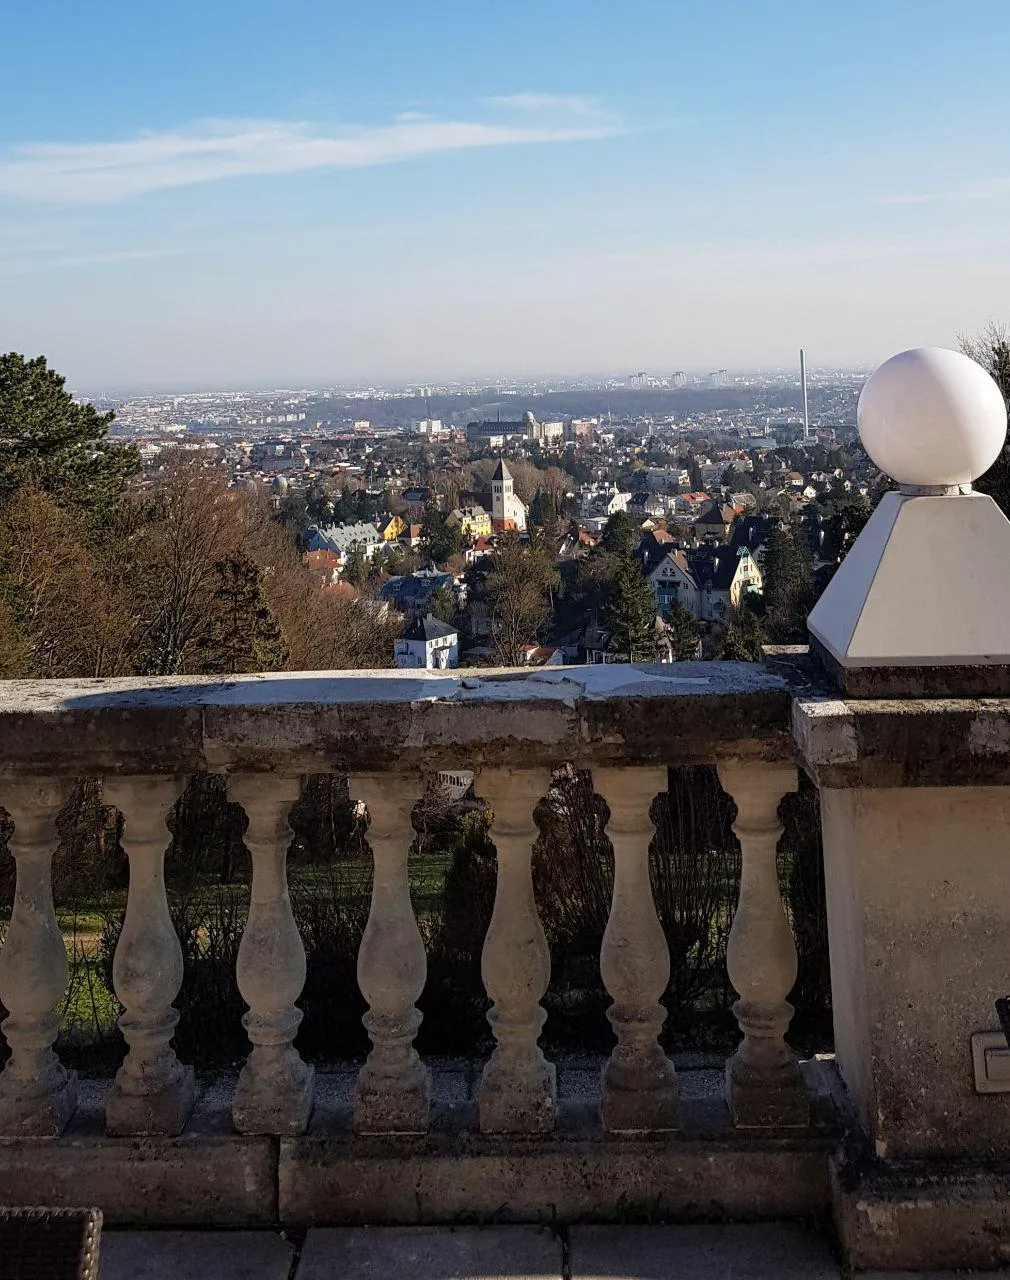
[0,659,1006,1269]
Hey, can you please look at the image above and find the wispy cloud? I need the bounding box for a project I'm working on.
[883,177,1010,205]
[0,98,619,205]
[485,93,603,116]
[0,248,182,274]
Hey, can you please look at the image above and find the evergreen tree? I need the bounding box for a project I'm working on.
[600,509,638,558]
[420,505,463,565]
[341,544,371,590]
[762,524,814,642]
[427,585,457,624]
[0,352,139,522]
[663,597,700,660]
[719,601,766,661]
[604,555,659,660]
[200,555,287,674]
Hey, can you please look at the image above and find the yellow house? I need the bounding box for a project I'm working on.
[377,514,406,542]
[445,505,493,542]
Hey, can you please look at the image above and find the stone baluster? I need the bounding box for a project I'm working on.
[595,766,678,1134]
[349,773,429,1134]
[717,761,809,1128]
[477,767,555,1134]
[103,776,194,1136]
[228,774,314,1135]
[0,779,77,1136]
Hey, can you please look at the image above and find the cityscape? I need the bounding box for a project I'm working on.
[61,355,873,671]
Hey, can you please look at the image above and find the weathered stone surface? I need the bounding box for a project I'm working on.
[104,776,193,1138]
[0,778,78,1137]
[596,767,678,1136]
[228,774,314,1137]
[351,774,430,1136]
[794,693,1010,788]
[478,768,556,1136]
[0,1134,276,1224]
[0,664,806,780]
[821,785,1010,1161]
[718,762,808,1131]
[100,1229,293,1279]
[297,1226,562,1280]
[832,1153,1010,1272]
[569,1223,839,1279]
[278,1137,832,1226]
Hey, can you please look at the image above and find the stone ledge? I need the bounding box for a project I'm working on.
[831,1151,1010,1271]
[0,1133,277,1226]
[794,694,1010,787]
[0,663,814,776]
[278,1139,833,1226]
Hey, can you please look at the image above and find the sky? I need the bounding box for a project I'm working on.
[2,0,1010,391]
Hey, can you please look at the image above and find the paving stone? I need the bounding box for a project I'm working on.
[296,1225,562,1279]
[100,1230,294,1280]
[568,1224,839,1279]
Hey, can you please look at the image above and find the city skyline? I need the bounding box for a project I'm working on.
[3,0,1010,388]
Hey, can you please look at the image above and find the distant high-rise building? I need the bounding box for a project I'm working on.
[709,370,730,388]
[671,371,686,386]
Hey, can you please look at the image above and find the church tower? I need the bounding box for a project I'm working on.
[490,456,526,531]
[491,457,513,523]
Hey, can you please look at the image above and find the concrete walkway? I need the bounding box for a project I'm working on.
[97,1224,1010,1278]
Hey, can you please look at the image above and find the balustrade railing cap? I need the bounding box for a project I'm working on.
[808,346,1010,697]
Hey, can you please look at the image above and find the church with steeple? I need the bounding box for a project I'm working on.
[490,458,527,533]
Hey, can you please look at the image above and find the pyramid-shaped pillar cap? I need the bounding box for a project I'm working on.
[807,346,1010,697]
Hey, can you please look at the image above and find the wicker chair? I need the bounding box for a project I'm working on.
[0,1207,102,1280]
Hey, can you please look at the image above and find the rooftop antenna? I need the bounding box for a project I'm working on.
[800,348,810,441]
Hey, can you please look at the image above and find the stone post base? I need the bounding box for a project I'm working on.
[234,1062,314,1136]
[478,1059,556,1135]
[354,1067,430,1135]
[106,1065,195,1137]
[0,1070,77,1137]
[601,1059,679,1135]
[726,1055,809,1129]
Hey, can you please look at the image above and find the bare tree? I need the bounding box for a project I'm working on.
[135,454,246,675]
[959,320,1010,513]
[485,532,558,665]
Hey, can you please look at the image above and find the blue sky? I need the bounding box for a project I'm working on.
[2,0,1010,390]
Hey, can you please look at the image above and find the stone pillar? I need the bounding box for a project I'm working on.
[477,767,555,1135]
[595,766,678,1134]
[228,774,314,1136]
[717,761,808,1128]
[0,779,77,1136]
[104,776,194,1136]
[349,773,429,1134]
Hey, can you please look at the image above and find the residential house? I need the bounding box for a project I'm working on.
[517,644,565,667]
[400,487,431,506]
[445,505,493,542]
[394,615,459,670]
[693,501,741,541]
[377,514,406,542]
[302,549,342,585]
[381,569,458,617]
[304,521,383,561]
[648,545,762,622]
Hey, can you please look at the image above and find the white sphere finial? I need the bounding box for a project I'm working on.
[857,346,1007,487]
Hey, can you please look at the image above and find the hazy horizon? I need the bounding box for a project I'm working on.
[4,0,1010,389]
